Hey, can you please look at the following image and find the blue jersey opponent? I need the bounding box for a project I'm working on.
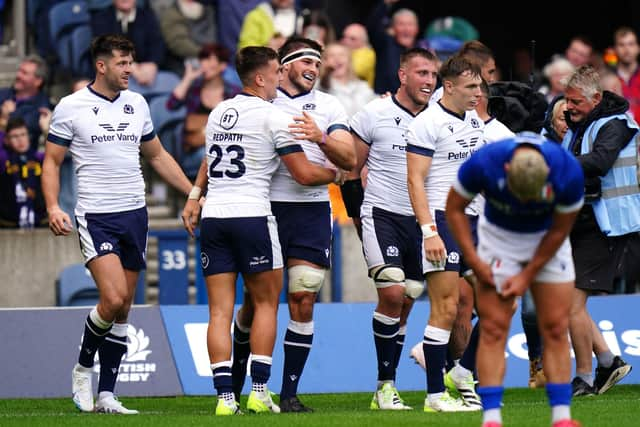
[453,132,584,233]
[445,132,585,427]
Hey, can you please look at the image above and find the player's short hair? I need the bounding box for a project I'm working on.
[90,34,135,63]
[565,65,601,100]
[278,36,323,63]
[507,147,550,200]
[235,46,279,87]
[458,40,494,67]
[198,43,231,63]
[400,47,437,66]
[439,54,482,82]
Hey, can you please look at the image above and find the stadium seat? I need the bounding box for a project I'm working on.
[148,94,186,158]
[56,263,100,307]
[128,70,181,102]
[48,1,90,71]
[70,24,93,78]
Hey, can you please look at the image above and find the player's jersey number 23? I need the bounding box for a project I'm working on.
[208,144,246,178]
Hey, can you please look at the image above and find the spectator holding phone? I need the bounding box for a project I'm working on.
[166,43,241,179]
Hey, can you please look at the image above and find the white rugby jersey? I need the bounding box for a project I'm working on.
[202,93,302,218]
[484,117,514,144]
[406,101,484,214]
[269,88,349,202]
[48,86,154,215]
[428,86,443,106]
[350,95,424,216]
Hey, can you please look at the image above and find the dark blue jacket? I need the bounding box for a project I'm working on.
[366,1,415,94]
[0,88,51,152]
[90,6,165,65]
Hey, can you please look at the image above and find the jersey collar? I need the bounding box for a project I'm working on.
[87,82,121,103]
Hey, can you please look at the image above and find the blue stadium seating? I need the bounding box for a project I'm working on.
[48,1,90,71]
[148,94,186,158]
[70,24,93,78]
[128,70,181,102]
[55,263,99,307]
[86,0,147,10]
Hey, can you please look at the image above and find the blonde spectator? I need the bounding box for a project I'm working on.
[319,43,377,118]
[542,96,568,143]
[341,23,376,87]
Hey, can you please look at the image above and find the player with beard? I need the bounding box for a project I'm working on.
[42,34,193,414]
[341,47,437,410]
[230,36,356,412]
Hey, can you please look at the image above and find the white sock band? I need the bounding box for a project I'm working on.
[288,319,314,335]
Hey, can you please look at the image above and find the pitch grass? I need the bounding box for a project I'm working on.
[1,386,639,427]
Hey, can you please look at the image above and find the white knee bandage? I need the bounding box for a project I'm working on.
[405,279,425,299]
[371,265,405,289]
[287,265,326,293]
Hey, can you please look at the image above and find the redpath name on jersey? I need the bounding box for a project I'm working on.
[211,133,243,142]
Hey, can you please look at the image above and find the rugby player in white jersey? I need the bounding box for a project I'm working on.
[429,40,497,106]
[228,36,356,413]
[42,34,193,414]
[181,45,342,415]
[406,54,485,412]
[340,47,437,410]
[412,39,498,380]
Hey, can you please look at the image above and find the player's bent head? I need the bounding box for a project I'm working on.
[278,35,323,63]
[91,34,135,65]
[236,46,279,87]
[506,147,550,202]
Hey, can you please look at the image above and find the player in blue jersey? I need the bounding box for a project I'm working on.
[445,132,584,427]
[42,34,193,414]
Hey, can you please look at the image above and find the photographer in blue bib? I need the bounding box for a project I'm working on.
[561,65,636,396]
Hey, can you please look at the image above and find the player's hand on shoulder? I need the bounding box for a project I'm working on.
[47,206,73,236]
[290,112,322,143]
[181,199,202,238]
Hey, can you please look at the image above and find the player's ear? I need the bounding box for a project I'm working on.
[94,59,105,75]
[254,70,265,88]
[443,78,453,93]
[398,66,407,86]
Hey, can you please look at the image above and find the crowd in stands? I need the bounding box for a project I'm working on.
[1,2,639,300]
